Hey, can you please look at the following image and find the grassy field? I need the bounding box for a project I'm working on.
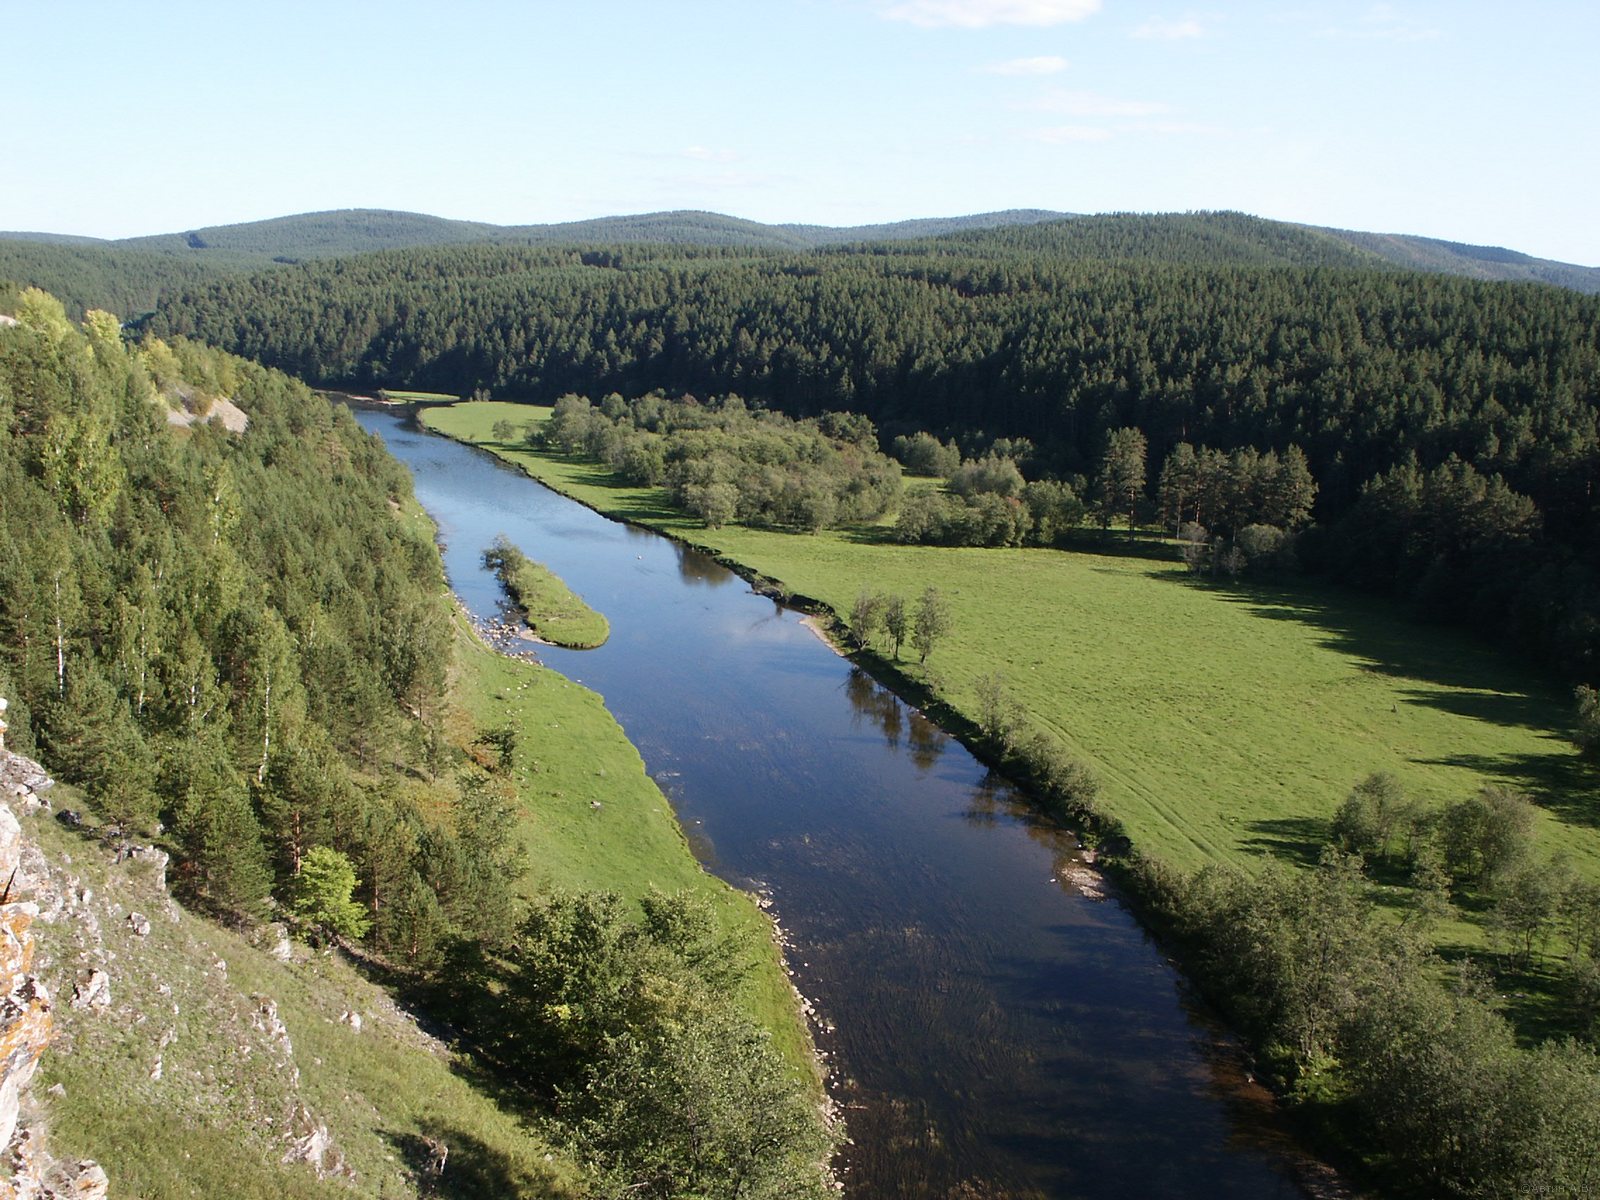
[421,404,1600,958]
[376,388,459,403]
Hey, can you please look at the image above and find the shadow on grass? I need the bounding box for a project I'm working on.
[1240,816,1328,867]
[1415,748,1600,829]
[1165,571,1600,817]
[387,1123,567,1199]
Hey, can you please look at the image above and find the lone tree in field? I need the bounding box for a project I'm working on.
[850,590,883,650]
[1097,426,1147,533]
[882,595,908,660]
[911,587,951,663]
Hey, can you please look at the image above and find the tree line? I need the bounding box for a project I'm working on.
[1128,767,1600,1200]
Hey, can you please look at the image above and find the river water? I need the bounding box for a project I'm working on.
[353,406,1311,1200]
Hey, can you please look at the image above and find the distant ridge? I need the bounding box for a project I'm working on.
[4,206,1598,295]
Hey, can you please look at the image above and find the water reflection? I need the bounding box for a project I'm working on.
[845,668,951,770]
[674,541,735,586]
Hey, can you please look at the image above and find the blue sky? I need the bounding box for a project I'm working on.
[5,0,1598,265]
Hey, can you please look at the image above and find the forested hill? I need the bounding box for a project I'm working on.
[6,205,1597,291]
[143,230,1600,513]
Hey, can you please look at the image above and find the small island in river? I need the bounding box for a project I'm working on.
[483,533,610,648]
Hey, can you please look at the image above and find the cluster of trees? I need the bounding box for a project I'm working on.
[0,290,525,965]
[539,392,900,531]
[892,449,1086,548]
[441,888,834,1200]
[849,586,950,662]
[1138,848,1600,1199]
[1330,774,1600,990]
[1124,772,1600,1199]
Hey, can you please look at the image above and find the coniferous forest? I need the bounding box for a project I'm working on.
[136,214,1600,676]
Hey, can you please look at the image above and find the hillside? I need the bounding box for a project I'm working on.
[5,205,1595,291]
[0,295,831,1198]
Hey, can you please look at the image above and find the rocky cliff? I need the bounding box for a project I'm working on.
[0,749,106,1200]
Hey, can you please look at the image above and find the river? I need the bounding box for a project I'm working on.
[352,405,1313,1200]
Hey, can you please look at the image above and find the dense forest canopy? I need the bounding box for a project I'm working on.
[129,216,1600,670]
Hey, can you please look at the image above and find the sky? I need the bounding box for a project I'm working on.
[4,0,1598,265]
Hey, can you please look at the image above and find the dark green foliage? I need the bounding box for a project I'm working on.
[1329,772,1414,863]
[1439,785,1537,887]
[139,222,1600,671]
[1575,685,1600,758]
[457,888,832,1199]
[1141,848,1600,1198]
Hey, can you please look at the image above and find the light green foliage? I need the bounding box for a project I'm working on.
[291,846,372,940]
[848,590,883,649]
[891,431,960,477]
[881,594,907,659]
[911,586,951,663]
[475,888,833,1200]
[540,392,900,532]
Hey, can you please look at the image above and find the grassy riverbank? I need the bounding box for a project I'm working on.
[420,403,1597,948]
[390,492,812,1075]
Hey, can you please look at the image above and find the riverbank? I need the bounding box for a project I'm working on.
[483,535,610,648]
[385,488,826,1096]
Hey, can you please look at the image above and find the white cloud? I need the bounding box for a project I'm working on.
[1025,124,1114,143]
[980,55,1069,75]
[880,0,1101,29]
[682,146,741,163]
[1021,88,1168,117]
[1132,16,1203,40]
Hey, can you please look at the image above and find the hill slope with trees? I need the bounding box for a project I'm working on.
[0,292,831,1199]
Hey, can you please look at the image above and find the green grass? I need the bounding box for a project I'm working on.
[496,552,609,649]
[377,388,459,403]
[31,796,583,1200]
[423,402,1600,956]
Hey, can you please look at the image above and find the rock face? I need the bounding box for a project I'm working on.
[0,748,106,1200]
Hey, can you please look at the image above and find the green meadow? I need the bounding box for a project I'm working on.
[421,402,1596,899]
